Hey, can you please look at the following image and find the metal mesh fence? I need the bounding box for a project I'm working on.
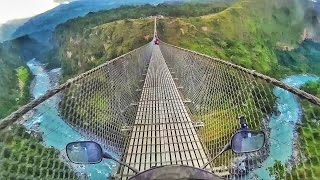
[59,42,152,156]
[0,43,152,180]
[160,42,320,179]
[0,40,319,180]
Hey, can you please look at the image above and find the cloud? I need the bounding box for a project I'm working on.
[0,0,59,24]
[53,0,72,3]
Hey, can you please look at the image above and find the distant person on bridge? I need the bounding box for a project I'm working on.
[154,35,160,45]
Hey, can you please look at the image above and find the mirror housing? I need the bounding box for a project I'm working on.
[66,141,103,164]
[231,130,265,153]
[202,129,265,169]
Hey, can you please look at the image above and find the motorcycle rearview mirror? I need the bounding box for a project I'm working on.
[231,130,265,153]
[66,141,103,164]
[66,141,140,174]
[202,130,265,169]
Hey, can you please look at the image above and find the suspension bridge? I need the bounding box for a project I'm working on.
[1,19,320,179]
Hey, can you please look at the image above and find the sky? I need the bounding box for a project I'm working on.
[0,0,62,24]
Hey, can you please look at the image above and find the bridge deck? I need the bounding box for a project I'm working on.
[120,45,210,178]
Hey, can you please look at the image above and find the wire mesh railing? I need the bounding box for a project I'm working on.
[0,42,152,179]
[0,39,319,180]
[160,42,320,179]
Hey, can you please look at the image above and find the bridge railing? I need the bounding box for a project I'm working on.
[160,42,320,179]
[0,43,152,179]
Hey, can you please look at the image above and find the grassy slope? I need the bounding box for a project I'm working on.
[158,0,306,77]
[52,3,230,79]
[58,18,155,80]
[55,0,312,79]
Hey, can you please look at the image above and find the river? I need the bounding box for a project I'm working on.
[254,75,320,179]
[25,59,116,180]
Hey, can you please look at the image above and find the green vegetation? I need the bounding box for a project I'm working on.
[160,46,276,166]
[0,125,76,179]
[0,43,31,119]
[57,18,155,80]
[268,160,288,179]
[301,80,320,98]
[16,66,32,105]
[56,3,229,36]
[270,102,320,179]
[47,0,317,176]
[158,0,311,78]
[0,34,49,119]
[52,3,230,79]
[292,83,320,179]
[52,0,318,81]
[268,82,320,179]
[276,40,320,76]
[199,82,276,166]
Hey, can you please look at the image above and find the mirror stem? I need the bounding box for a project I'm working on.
[201,143,231,169]
[103,153,139,174]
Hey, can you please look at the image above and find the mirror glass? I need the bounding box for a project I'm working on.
[231,130,265,153]
[66,141,103,164]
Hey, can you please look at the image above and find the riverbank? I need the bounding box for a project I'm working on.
[253,75,320,179]
[25,59,116,179]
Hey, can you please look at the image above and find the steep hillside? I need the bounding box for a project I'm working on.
[52,0,318,80]
[52,3,231,79]
[2,35,48,61]
[11,0,185,45]
[158,0,310,77]
[302,80,320,98]
[157,0,320,77]
[277,40,320,76]
[0,38,32,119]
[0,18,30,42]
[59,18,155,79]
[0,1,233,119]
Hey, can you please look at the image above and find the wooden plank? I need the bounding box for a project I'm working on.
[119,45,210,179]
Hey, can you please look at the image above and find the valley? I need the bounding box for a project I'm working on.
[0,0,319,179]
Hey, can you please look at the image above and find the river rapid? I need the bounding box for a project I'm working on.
[254,75,320,179]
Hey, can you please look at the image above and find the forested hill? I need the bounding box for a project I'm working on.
[51,3,231,79]
[0,37,33,119]
[0,2,233,120]
[2,0,319,119]
[51,0,319,81]
[157,0,319,77]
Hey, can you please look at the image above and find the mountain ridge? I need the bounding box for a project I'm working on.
[0,18,30,42]
[12,0,170,44]
[52,0,319,80]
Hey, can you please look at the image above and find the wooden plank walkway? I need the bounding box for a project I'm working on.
[119,45,210,178]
